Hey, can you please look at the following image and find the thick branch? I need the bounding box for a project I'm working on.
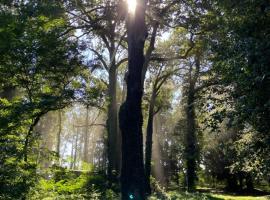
[142,22,159,84]
[89,48,108,71]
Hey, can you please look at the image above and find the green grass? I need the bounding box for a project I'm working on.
[209,193,269,200]
[149,191,270,200]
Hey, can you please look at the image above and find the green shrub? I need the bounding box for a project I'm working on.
[26,168,119,200]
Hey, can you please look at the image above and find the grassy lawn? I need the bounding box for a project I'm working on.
[150,190,270,200]
[209,193,269,200]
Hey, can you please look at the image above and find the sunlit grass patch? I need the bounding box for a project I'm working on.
[149,191,270,200]
[209,193,270,200]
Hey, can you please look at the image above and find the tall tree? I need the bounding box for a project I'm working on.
[209,0,270,180]
[119,0,147,199]
[65,0,127,179]
[210,0,270,135]
[144,63,178,193]
[183,54,201,191]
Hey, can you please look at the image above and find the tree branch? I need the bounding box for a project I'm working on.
[150,33,195,62]
[89,48,108,71]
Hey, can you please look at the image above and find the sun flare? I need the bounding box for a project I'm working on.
[126,0,137,14]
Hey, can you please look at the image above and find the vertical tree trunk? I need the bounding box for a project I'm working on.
[238,172,244,191]
[73,127,79,170]
[56,110,62,164]
[226,174,238,191]
[246,173,254,192]
[185,88,197,192]
[70,131,75,169]
[83,105,89,163]
[119,1,147,199]
[184,56,200,192]
[145,91,156,194]
[107,65,121,180]
[152,114,166,186]
[22,115,41,200]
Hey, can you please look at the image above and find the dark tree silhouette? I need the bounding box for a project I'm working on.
[119,0,147,199]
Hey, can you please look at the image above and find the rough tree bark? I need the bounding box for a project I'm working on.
[119,0,147,199]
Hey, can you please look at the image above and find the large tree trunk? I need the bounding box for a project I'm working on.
[119,1,147,199]
[145,91,156,194]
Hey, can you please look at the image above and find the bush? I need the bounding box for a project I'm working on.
[27,168,119,200]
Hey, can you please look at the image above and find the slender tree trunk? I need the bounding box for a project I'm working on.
[73,127,79,170]
[83,105,89,163]
[145,91,156,194]
[107,65,121,180]
[70,132,75,169]
[185,88,197,192]
[239,172,244,191]
[119,1,147,198]
[22,115,41,200]
[152,114,166,186]
[23,116,42,162]
[56,110,62,164]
